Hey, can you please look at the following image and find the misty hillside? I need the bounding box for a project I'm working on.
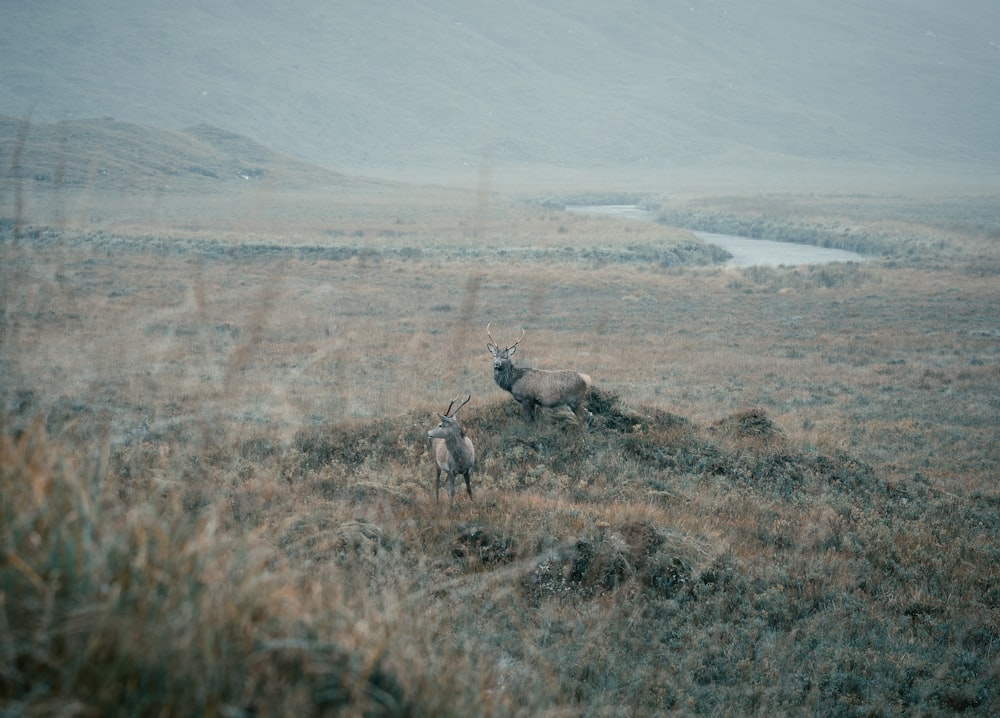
[0,115,375,193]
[3,0,999,178]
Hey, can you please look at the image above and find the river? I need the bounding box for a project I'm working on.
[564,205,866,267]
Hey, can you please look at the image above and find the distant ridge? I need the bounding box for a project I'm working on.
[0,115,362,193]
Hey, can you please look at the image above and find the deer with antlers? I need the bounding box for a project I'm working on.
[426,394,476,504]
[487,324,592,424]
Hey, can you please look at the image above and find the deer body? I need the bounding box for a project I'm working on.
[426,395,475,503]
[487,325,592,423]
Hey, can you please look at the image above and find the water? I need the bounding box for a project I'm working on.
[691,231,866,267]
[564,205,866,267]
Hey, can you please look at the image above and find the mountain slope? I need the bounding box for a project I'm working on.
[2,0,998,176]
[0,115,355,192]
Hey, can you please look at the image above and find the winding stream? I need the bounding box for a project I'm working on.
[564,205,866,267]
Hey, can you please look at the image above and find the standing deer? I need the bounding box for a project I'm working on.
[486,324,592,424]
[426,395,476,504]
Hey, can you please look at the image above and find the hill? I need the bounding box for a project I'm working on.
[6,382,998,715]
[0,115,361,194]
[3,0,999,183]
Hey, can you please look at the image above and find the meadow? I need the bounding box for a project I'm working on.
[2,180,999,716]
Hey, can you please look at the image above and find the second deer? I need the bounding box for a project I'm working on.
[426,394,476,504]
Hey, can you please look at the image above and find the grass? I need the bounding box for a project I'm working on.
[2,175,999,715]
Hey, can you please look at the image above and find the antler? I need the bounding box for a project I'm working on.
[441,394,471,417]
[487,323,525,351]
[452,394,472,416]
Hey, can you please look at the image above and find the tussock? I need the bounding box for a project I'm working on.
[713,406,784,441]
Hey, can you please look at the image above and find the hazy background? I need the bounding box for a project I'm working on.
[3,0,999,189]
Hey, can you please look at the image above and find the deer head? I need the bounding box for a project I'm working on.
[486,322,523,371]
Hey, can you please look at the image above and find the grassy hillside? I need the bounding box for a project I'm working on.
[3,0,999,179]
[0,114,359,194]
[2,166,999,713]
[2,89,998,713]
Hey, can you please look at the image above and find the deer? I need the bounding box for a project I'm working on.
[486,324,592,424]
[426,394,476,504]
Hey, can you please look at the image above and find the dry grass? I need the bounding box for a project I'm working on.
[2,181,999,715]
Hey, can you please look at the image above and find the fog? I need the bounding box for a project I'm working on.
[3,0,999,189]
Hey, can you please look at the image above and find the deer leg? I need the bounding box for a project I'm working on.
[464,471,473,499]
[434,467,442,503]
[446,472,456,503]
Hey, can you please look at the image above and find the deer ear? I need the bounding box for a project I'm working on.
[487,343,496,353]
[509,345,516,356]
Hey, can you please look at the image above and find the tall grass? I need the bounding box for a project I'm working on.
[1,422,411,715]
[4,381,998,714]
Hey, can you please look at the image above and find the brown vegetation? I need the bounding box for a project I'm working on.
[2,176,999,715]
